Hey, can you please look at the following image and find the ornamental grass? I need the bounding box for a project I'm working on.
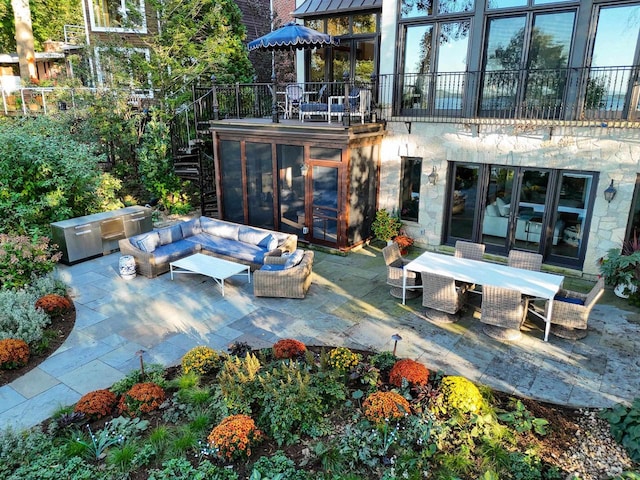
[34,293,72,317]
[181,345,223,375]
[0,338,30,369]
[74,389,118,419]
[207,414,263,460]
[389,358,430,387]
[118,382,165,415]
[363,391,411,423]
[272,339,307,359]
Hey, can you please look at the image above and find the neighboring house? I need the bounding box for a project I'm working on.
[204,0,640,279]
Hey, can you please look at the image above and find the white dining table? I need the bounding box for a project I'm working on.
[402,251,565,342]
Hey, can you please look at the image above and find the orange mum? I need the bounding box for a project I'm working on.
[208,414,263,460]
[118,382,165,415]
[35,294,72,316]
[273,339,307,359]
[75,389,118,419]
[389,359,430,387]
[363,391,411,423]
[0,338,30,369]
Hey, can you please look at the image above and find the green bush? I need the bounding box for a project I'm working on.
[600,398,640,463]
[0,116,114,235]
[0,234,61,289]
[438,376,486,416]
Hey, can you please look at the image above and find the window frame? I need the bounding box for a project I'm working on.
[94,46,153,96]
[88,0,147,33]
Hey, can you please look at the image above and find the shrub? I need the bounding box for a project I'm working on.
[328,347,361,372]
[600,397,640,463]
[118,382,166,415]
[74,389,118,419]
[0,288,52,344]
[0,235,62,289]
[0,338,29,369]
[207,414,263,460]
[440,376,485,415]
[273,339,307,359]
[389,359,430,387]
[363,391,411,423]
[35,294,72,317]
[181,346,223,375]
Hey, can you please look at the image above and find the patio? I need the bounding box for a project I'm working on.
[1,244,639,431]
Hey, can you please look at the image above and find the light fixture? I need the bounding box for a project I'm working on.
[300,163,309,176]
[604,179,617,203]
[428,166,438,186]
[391,333,402,356]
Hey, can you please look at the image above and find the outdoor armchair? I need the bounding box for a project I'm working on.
[421,272,466,321]
[508,250,543,271]
[253,250,314,299]
[382,243,421,299]
[454,240,485,261]
[481,285,528,341]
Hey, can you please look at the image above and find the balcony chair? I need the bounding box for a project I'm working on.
[328,88,371,124]
[299,84,328,122]
[285,84,304,119]
[481,285,529,341]
[508,250,543,271]
[382,243,421,299]
[529,277,605,340]
[421,271,467,323]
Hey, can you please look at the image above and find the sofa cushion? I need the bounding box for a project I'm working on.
[200,217,240,241]
[554,294,585,305]
[261,264,286,271]
[496,197,510,216]
[284,249,305,269]
[180,218,202,238]
[152,240,200,265]
[133,232,160,253]
[485,204,500,217]
[157,224,183,246]
[190,233,269,264]
[238,226,269,246]
[259,233,279,251]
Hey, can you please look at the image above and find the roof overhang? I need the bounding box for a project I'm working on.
[293,0,382,19]
[0,52,66,64]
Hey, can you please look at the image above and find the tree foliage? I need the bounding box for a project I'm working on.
[0,0,83,52]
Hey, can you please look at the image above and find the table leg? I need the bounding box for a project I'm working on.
[544,299,554,342]
[402,271,407,305]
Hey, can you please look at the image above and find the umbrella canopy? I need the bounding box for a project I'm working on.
[248,22,339,52]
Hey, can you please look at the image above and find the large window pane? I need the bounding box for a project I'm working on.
[312,166,339,243]
[355,40,375,83]
[328,16,350,36]
[400,157,422,222]
[439,0,473,14]
[278,145,305,235]
[310,49,327,83]
[436,21,469,111]
[448,164,480,240]
[481,16,526,113]
[220,140,244,223]
[400,0,433,19]
[482,167,515,249]
[246,143,274,229]
[403,25,432,109]
[353,14,376,34]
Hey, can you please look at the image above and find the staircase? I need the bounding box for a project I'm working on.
[170,85,219,218]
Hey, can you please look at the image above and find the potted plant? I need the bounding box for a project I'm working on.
[371,209,402,244]
[598,247,640,299]
[393,231,414,255]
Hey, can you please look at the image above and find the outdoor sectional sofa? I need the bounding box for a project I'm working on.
[119,216,298,279]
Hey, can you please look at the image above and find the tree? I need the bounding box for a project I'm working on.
[10,0,36,82]
[148,0,254,98]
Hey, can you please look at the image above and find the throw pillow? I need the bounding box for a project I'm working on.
[180,218,202,237]
[284,249,305,269]
[238,226,269,246]
[261,264,286,271]
[135,232,159,253]
[158,225,183,245]
[554,294,584,305]
[496,197,510,217]
[259,234,279,251]
[485,204,499,217]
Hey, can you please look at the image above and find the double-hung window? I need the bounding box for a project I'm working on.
[89,0,146,33]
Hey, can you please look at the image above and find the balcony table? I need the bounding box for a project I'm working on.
[402,251,565,342]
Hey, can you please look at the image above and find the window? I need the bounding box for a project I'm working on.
[89,0,146,32]
[479,9,575,118]
[400,0,474,19]
[95,47,152,95]
[400,157,422,222]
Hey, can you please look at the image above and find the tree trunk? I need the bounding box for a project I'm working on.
[11,0,37,83]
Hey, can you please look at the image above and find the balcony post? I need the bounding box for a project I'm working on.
[342,71,351,127]
[211,74,219,121]
[271,72,279,123]
[370,72,378,122]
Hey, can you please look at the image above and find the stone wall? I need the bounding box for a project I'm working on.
[379,121,640,276]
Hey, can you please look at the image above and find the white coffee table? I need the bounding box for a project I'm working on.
[169,253,250,297]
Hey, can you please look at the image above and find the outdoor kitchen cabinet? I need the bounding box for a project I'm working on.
[51,206,152,264]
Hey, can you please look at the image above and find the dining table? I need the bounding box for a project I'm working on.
[402,251,565,342]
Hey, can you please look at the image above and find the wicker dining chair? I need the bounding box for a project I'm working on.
[545,277,605,340]
[382,243,421,299]
[508,250,543,271]
[454,240,485,261]
[422,271,467,322]
[481,285,528,341]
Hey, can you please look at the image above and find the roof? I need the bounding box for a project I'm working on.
[0,52,65,64]
[293,0,382,18]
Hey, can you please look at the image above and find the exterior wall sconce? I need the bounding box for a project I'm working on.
[604,179,616,203]
[428,166,438,185]
[300,163,309,176]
